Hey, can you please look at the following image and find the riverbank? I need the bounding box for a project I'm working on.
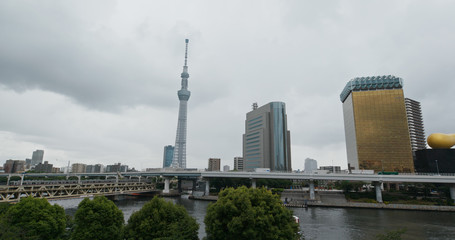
[189,190,455,212]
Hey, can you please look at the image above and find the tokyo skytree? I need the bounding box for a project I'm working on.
[171,39,191,168]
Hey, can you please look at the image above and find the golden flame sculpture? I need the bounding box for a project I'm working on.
[427,133,455,149]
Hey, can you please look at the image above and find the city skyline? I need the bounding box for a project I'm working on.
[1,2,454,170]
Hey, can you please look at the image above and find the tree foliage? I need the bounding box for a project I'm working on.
[125,196,199,240]
[204,186,300,240]
[0,196,66,240]
[72,196,124,240]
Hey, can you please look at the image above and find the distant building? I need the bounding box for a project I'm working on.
[106,163,128,173]
[340,76,414,172]
[25,158,32,169]
[208,158,221,171]
[86,164,103,173]
[234,157,244,171]
[71,163,86,173]
[242,102,292,172]
[3,160,26,173]
[163,145,175,168]
[52,167,61,173]
[319,166,341,174]
[31,150,44,167]
[405,98,426,152]
[415,149,455,173]
[35,161,53,173]
[223,165,230,172]
[304,158,318,173]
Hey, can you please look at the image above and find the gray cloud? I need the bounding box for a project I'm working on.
[1,1,454,170]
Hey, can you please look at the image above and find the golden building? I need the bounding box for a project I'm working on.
[340,76,414,172]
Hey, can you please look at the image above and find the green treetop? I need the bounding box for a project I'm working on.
[125,196,199,240]
[204,186,300,240]
[71,196,124,240]
[0,196,66,240]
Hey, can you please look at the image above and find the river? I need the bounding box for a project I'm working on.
[50,196,455,240]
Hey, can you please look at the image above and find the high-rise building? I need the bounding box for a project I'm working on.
[35,161,53,173]
[304,158,318,173]
[171,39,191,169]
[31,149,44,167]
[86,164,103,173]
[340,75,414,172]
[71,163,86,173]
[242,102,292,172]
[405,98,426,152]
[3,160,26,173]
[223,165,230,172]
[208,158,221,171]
[106,163,128,173]
[234,157,244,171]
[163,145,175,168]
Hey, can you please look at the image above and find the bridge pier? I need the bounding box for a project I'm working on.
[20,175,24,186]
[163,178,170,194]
[6,175,10,186]
[178,178,182,193]
[251,179,256,189]
[77,176,81,185]
[205,180,210,196]
[309,181,315,200]
[450,184,455,200]
[374,181,383,203]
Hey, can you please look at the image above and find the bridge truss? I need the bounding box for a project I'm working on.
[0,181,156,202]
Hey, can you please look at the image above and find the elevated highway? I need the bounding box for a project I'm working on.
[1,170,454,203]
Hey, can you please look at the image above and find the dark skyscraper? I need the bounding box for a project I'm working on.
[171,39,191,169]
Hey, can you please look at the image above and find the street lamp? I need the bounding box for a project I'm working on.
[435,160,440,175]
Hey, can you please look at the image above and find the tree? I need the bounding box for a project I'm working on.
[0,196,66,240]
[125,196,199,240]
[204,186,300,240]
[71,196,124,240]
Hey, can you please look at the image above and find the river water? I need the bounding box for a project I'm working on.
[50,196,455,240]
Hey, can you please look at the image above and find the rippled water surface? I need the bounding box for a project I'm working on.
[50,196,455,240]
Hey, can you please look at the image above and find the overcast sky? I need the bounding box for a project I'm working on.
[1,1,454,171]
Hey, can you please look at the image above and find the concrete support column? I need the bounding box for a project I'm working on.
[6,175,10,186]
[77,176,81,185]
[115,176,119,184]
[309,181,315,200]
[20,175,24,186]
[138,176,141,183]
[251,179,257,189]
[374,181,383,203]
[450,184,455,201]
[163,178,170,194]
[205,180,210,196]
[192,179,197,191]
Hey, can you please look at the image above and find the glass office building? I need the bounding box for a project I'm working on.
[242,102,292,172]
[163,145,175,168]
[340,75,414,172]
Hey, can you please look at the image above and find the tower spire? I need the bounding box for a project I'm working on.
[184,39,189,67]
[172,39,191,169]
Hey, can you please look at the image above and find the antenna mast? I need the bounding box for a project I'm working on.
[184,39,189,66]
